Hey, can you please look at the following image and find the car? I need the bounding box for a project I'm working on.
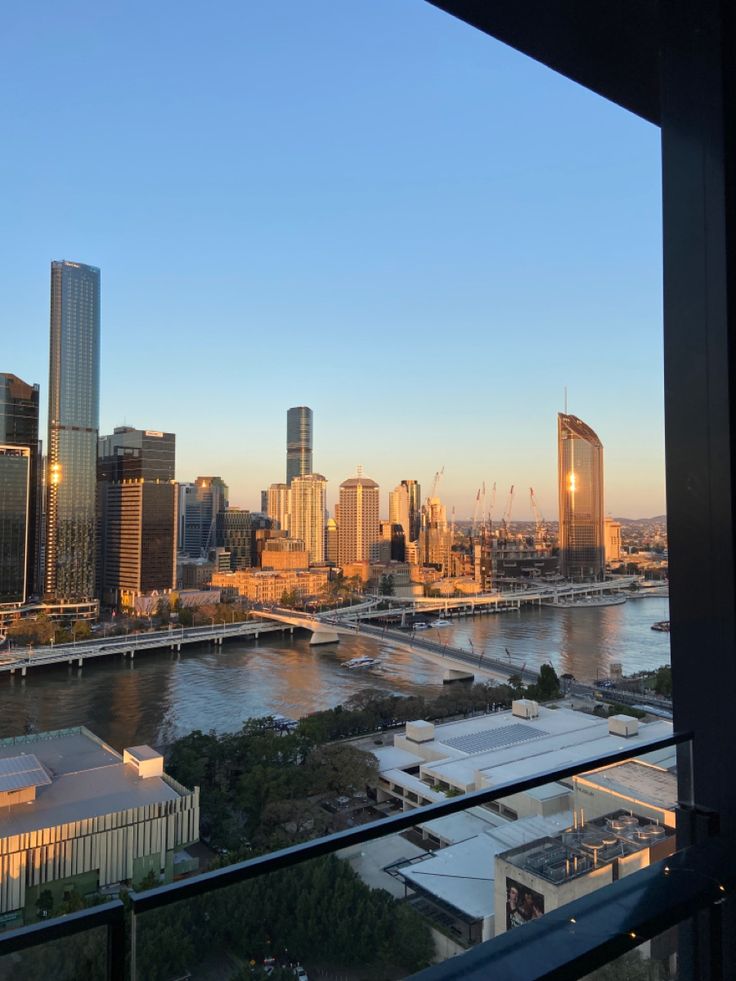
[294,967,308,981]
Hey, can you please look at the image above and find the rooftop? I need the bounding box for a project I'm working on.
[576,760,678,812]
[0,728,187,838]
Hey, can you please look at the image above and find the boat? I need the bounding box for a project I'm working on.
[651,621,670,632]
[342,656,380,670]
[433,619,452,627]
[413,622,430,630]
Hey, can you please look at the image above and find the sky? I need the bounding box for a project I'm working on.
[0,1,664,520]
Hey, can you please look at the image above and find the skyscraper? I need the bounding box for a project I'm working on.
[286,406,313,485]
[557,413,605,581]
[0,447,31,605]
[97,427,177,606]
[401,479,421,542]
[216,508,252,570]
[389,484,410,538]
[0,374,40,599]
[267,482,290,531]
[289,473,327,564]
[180,477,229,557]
[45,261,101,600]
[338,473,380,565]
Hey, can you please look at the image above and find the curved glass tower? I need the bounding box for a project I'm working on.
[286,406,313,486]
[557,413,604,581]
[45,261,101,600]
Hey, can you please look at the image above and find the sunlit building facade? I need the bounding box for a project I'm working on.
[338,473,380,566]
[45,261,101,600]
[557,413,604,581]
[267,482,290,532]
[286,405,313,486]
[179,476,228,557]
[289,473,327,564]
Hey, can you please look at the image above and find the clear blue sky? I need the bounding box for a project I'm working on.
[1,1,664,519]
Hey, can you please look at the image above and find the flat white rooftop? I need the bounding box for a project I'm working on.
[0,728,184,838]
[407,707,673,791]
[401,811,574,920]
[577,760,678,811]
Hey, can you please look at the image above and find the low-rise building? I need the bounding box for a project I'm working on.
[211,568,329,603]
[0,727,199,929]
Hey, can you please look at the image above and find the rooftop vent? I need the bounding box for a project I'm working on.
[406,721,435,743]
[123,746,163,778]
[608,715,639,738]
[512,699,539,720]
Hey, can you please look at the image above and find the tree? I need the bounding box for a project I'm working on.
[653,665,672,698]
[36,889,54,919]
[379,574,395,596]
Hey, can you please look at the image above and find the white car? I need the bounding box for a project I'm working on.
[294,967,308,981]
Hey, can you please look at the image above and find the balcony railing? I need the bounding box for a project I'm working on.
[1,730,722,981]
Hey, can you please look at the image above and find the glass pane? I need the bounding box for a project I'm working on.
[579,925,680,979]
[134,737,690,978]
[0,926,107,981]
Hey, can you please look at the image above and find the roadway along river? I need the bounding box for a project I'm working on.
[0,596,670,752]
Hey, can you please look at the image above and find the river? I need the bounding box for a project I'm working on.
[0,595,670,752]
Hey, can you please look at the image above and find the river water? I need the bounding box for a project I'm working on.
[0,596,670,752]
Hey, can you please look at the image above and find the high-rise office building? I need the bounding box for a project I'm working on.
[267,482,290,532]
[97,428,177,606]
[401,479,421,542]
[0,447,31,605]
[216,508,252,570]
[389,484,411,539]
[337,473,380,565]
[289,473,327,564]
[286,406,313,485]
[179,477,228,557]
[45,261,101,600]
[0,374,40,599]
[325,517,338,565]
[558,413,605,581]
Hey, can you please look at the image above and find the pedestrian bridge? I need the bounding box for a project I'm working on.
[255,608,360,645]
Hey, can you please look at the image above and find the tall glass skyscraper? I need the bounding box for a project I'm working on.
[400,479,422,542]
[0,374,40,600]
[557,413,605,581]
[45,261,101,600]
[286,406,313,485]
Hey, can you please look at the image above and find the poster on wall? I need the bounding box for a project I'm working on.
[505,877,545,929]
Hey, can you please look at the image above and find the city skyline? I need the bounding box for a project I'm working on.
[1,2,665,518]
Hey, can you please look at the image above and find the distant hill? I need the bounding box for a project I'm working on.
[612,515,666,525]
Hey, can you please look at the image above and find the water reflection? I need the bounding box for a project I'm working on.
[0,599,669,750]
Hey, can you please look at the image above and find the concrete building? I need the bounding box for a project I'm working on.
[289,473,327,564]
[97,427,177,608]
[267,482,290,532]
[45,261,101,601]
[211,568,329,604]
[261,541,309,571]
[326,517,338,564]
[389,484,410,546]
[216,508,252,570]
[0,727,198,928]
[363,706,675,948]
[604,517,623,564]
[337,473,380,566]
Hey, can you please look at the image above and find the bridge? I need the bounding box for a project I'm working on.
[254,608,361,645]
[330,579,639,624]
[0,620,287,676]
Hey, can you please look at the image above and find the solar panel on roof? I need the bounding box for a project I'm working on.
[0,754,51,793]
[443,723,546,755]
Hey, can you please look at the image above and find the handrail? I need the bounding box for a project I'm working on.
[0,899,126,981]
[130,729,691,914]
[410,833,733,981]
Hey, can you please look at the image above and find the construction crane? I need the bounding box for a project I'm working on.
[503,485,515,532]
[430,466,445,499]
[471,487,482,536]
[480,481,487,534]
[529,487,546,543]
[488,482,497,531]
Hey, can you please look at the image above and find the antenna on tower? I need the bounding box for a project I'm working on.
[356,464,364,478]
[564,386,568,413]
